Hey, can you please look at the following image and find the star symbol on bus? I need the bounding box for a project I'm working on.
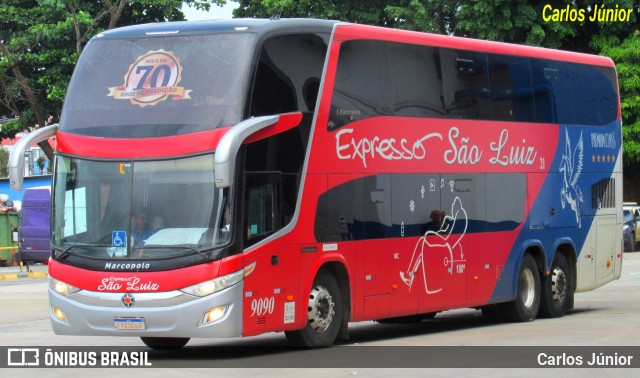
[121,293,135,307]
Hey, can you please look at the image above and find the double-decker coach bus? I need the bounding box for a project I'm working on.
[10,18,622,349]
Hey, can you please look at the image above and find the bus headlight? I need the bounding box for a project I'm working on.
[49,277,81,296]
[180,269,243,297]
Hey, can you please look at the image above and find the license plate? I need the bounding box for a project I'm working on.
[114,317,146,330]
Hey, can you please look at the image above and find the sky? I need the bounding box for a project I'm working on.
[181,1,238,20]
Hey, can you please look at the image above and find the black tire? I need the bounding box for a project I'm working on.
[539,253,571,318]
[140,337,190,350]
[285,270,343,347]
[625,233,635,252]
[481,304,505,323]
[500,253,540,322]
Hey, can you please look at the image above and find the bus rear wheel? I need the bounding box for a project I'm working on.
[501,253,540,322]
[539,253,571,318]
[140,337,190,350]
[285,270,343,347]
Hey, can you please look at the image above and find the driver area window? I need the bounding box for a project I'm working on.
[243,172,280,246]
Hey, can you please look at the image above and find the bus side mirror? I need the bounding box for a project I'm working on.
[214,115,278,189]
[8,125,57,191]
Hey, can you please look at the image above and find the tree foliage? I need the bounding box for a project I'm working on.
[593,31,640,163]
[234,0,399,27]
[234,0,636,52]
[0,147,8,177]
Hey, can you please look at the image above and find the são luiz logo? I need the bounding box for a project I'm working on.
[107,50,192,107]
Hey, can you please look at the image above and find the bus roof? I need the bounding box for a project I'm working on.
[94,18,338,39]
[96,18,614,68]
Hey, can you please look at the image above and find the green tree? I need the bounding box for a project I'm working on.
[36,155,46,174]
[235,0,637,52]
[0,148,8,177]
[234,0,401,27]
[455,0,574,47]
[385,0,458,34]
[387,0,637,52]
[593,31,640,164]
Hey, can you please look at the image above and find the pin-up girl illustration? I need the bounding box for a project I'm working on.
[400,196,468,294]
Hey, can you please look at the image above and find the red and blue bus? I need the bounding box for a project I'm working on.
[9,18,622,349]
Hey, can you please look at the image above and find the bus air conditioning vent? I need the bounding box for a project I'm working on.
[591,178,615,209]
[256,317,267,325]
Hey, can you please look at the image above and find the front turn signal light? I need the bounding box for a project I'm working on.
[201,305,229,325]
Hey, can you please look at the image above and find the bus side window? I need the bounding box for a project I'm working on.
[388,44,445,118]
[314,177,364,242]
[531,60,576,124]
[488,55,535,122]
[243,172,280,246]
[440,49,493,120]
[249,33,328,117]
[572,64,618,126]
[330,40,390,130]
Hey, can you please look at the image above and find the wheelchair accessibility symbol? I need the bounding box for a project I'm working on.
[112,231,126,247]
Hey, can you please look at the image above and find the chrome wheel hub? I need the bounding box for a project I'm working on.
[307,284,334,333]
[521,268,536,308]
[551,267,567,303]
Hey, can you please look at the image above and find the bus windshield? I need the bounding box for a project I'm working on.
[52,154,231,260]
[60,32,255,138]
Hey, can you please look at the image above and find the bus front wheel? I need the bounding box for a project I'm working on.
[285,270,343,347]
[140,337,190,350]
[501,253,540,322]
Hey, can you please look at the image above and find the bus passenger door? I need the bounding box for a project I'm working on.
[241,172,300,335]
[362,174,400,319]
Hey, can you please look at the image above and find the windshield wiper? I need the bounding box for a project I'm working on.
[54,243,113,261]
[132,244,212,261]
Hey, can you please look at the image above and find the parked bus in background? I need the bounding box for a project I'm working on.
[9,18,622,349]
[17,186,51,264]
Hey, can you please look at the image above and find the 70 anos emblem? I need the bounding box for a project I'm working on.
[107,49,191,107]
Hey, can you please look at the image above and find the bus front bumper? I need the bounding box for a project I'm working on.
[49,281,243,338]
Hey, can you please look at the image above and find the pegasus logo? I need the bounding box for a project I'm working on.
[559,129,584,228]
